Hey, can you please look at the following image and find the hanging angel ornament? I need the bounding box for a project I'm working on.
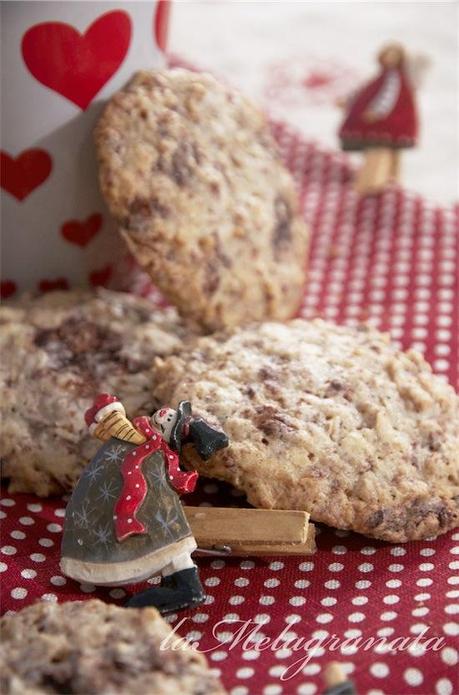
[338,42,425,195]
[60,394,229,613]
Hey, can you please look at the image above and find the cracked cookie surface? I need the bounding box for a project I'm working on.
[153,319,459,542]
[0,600,226,694]
[1,289,189,496]
[95,68,308,332]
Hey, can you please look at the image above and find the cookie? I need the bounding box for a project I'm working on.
[153,319,459,542]
[95,68,308,332]
[0,599,226,694]
[0,289,189,497]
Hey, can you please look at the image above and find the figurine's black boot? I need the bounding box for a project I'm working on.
[125,567,205,614]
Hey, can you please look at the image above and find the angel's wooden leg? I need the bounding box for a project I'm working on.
[355,147,393,194]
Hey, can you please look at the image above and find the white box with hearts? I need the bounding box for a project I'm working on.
[1,1,169,298]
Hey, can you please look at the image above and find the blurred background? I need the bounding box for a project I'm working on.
[169,1,458,204]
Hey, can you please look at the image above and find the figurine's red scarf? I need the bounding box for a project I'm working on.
[114,416,198,542]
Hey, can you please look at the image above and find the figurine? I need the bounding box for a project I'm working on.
[60,394,229,613]
[338,42,419,194]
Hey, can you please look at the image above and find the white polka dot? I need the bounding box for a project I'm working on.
[377,627,394,637]
[236,667,254,679]
[297,684,317,694]
[299,561,314,571]
[229,596,245,605]
[381,611,398,621]
[1,498,15,507]
[436,678,453,695]
[30,553,46,562]
[243,650,260,661]
[26,503,42,512]
[11,587,27,599]
[328,562,344,572]
[211,651,228,662]
[109,588,126,599]
[234,578,249,587]
[419,562,435,571]
[192,613,209,623]
[358,563,374,572]
[19,516,34,525]
[442,622,459,636]
[404,668,423,686]
[268,561,284,571]
[259,595,275,605]
[10,530,25,540]
[444,604,459,615]
[80,583,95,593]
[417,578,433,587]
[390,547,406,556]
[410,623,428,635]
[370,663,389,678]
[361,546,376,555]
[383,594,400,604]
[302,663,321,676]
[388,564,404,572]
[54,508,66,517]
[211,560,225,570]
[50,575,66,586]
[386,579,402,588]
[0,562,8,572]
[294,579,310,589]
[316,613,333,623]
[205,576,220,587]
[441,647,458,666]
[321,597,337,606]
[332,545,347,554]
[21,569,37,579]
[355,580,371,589]
[39,538,54,547]
[325,580,340,589]
[352,596,368,605]
[1,545,17,555]
[348,612,365,623]
[289,596,306,606]
[285,614,301,624]
[41,593,58,602]
[240,560,255,570]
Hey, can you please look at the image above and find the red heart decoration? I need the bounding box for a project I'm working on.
[39,277,69,293]
[61,213,102,247]
[1,280,17,299]
[1,149,52,201]
[21,11,131,110]
[89,264,112,288]
[154,0,171,52]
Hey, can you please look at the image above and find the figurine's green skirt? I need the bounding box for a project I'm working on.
[60,536,197,586]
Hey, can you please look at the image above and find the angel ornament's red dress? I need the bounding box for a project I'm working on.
[339,43,418,194]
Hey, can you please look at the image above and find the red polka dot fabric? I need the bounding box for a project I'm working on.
[1,122,458,695]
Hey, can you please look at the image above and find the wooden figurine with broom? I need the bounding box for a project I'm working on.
[60,393,229,613]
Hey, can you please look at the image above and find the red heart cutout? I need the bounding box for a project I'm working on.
[89,264,112,288]
[1,280,17,299]
[61,213,102,247]
[21,11,131,110]
[1,149,52,201]
[39,277,69,293]
[154,0,171,52]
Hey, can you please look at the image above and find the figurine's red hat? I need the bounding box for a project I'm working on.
[84,393,122,427]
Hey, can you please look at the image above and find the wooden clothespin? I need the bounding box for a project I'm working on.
[323,662,357,695]
[185,506,316,556]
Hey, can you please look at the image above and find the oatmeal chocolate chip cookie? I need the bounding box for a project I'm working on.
[0,599,226,695]
[0,289,190,497]
[153,319,459,542]
[95,69,308,332]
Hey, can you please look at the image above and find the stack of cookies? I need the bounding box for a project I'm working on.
[1,66,458,695]
[1,68,458,544]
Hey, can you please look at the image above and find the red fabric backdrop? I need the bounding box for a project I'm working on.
[1,121,458,695]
